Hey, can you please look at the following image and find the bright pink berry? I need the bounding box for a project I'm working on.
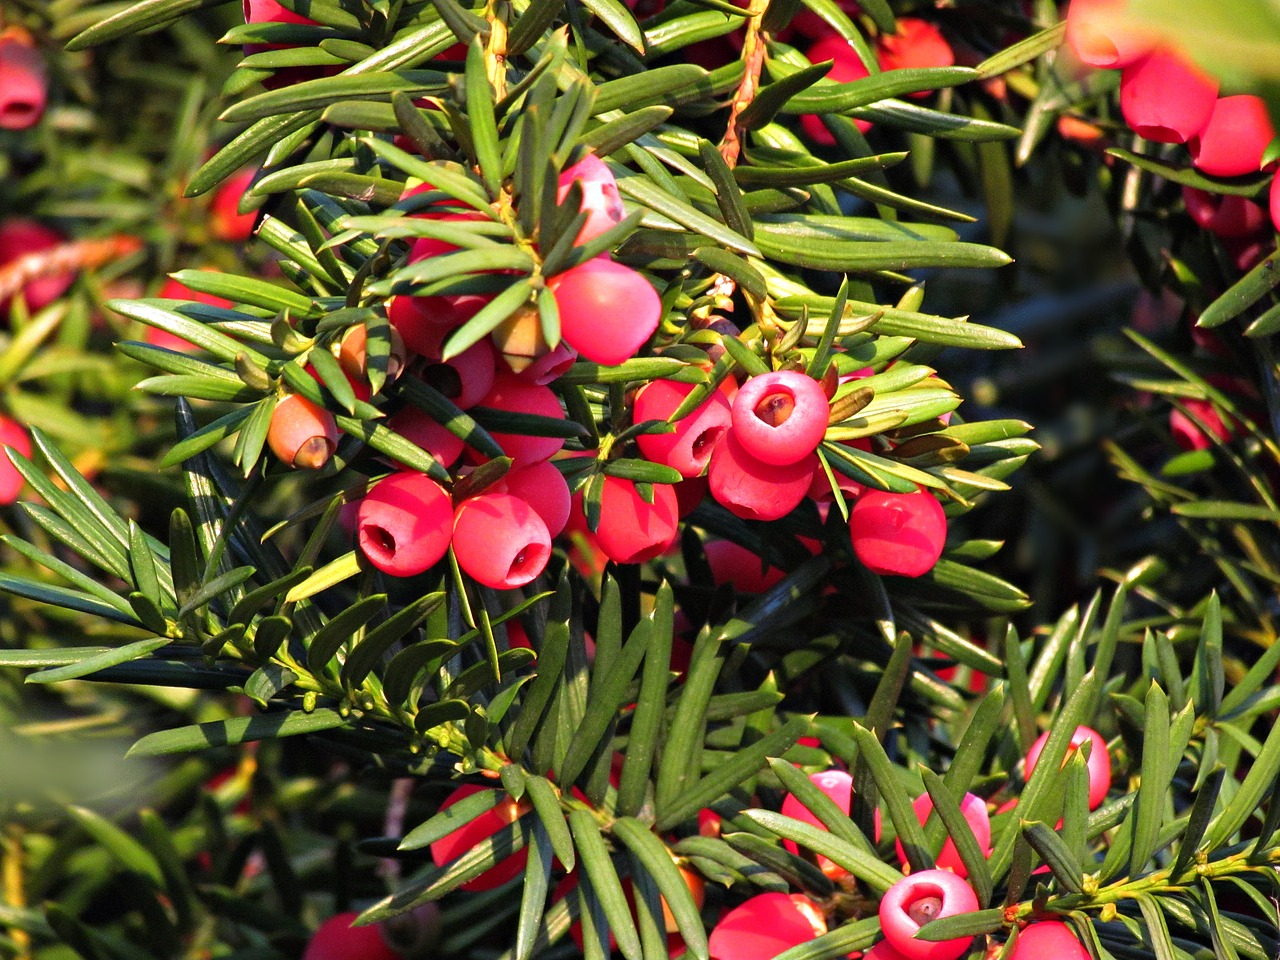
[387,405,465,469]
[877,19,954,98]
[556,155,626,246]
[499,460,571,537]
[0,416,32,505]
[780,769,880,879]
[1189,95,1277,178]
[267,394,339,470]
[849,489,947,577]
[431,784,529,891]
[801,35,872,145]
[0,219,74,313]
[209,168,259,243]
[1182,187,1267,239]
[633,378,733,478]
[0,30,47,131]
[1008,921,1091,960]
[879,870,978,960]
[1119,49,1218,144]
[302,911,402,960]
[474,373,566,467]
[591,476,679,565]
[709,431,816,522]
[357,471,453,577]
[1170,397,1233,452]
[807,439,870,502]
[866,942,915,960]
[709,893,827,960]
[1025,725,1110,810]
[453,491,552,588]
[705,540,784,594]
[416,340,497,411]
[731,371,829,467]
[1271,173,1280,233]
[547,257,661,366]
[510,339,577,385]
[894,792,991,878]
[1064,0,1156,68]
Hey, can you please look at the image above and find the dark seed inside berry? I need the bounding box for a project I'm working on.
[906,896,944,927]
[754,392,795,426]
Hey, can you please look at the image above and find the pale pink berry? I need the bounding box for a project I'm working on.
[0,30,47,131]
[849,489,947,577]
[387,404,465,469]
[894,792,991,878]
[592,476,679,564]
[1064,0,1156,68]
[267,394,339,470]
[1182,187,1267,239]
[878,870,978,960]
[431,784,529,891]
[633,378,733,478]
[473,373,565,467]
[415,339,496,411]
[0,416,32,505]
[500,460,571,537]
[708,432,816,522]
[709,893,827,960]
[556,155,626,246]
[453,491,552,588]
[1190,95,1276,178]
[731,371,829,466]
[1119,49,1218,144]
[801,35,872,145]
[1025,725,1110,810]
[547,257,661,366]
[877,19,954,98]
[357,471,453,577]
[1008,921,1091,960]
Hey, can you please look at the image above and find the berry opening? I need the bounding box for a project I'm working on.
[506,542,550,582]
[424,363,463,399]
[363,525,396,559]
[754,389,796,427]
[1,103,39,124]
[691,425,726,460]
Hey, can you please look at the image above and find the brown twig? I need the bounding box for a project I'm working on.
[718,0,771,169]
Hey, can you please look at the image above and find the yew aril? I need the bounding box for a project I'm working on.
[338,323,407,387]
[0,29,47,131]
[209,167,259,243]
[414,339,496,411]
[499,459,571,537]
[779,769,881,879]
[849,489,947,578]
[267,394,339,470]
[556,154,626,246]
[431,784,529,891]
[592,475,680,564]
[386,405,465,469]
[0,219,75,314]
[472,373,566,467]
[1119,49,1218,144]
[708,431,816,521]
[1008,921,1091,960]
[452,492,552,589]
[878,869,978,960]
[356,471,453,578]
[149,274,234,351]
[0,416,32,505]
[1025,725,1110,810]
[894,792,991,878]
[547,257,662,366]
[1170,397,1233,452]
[708,893,827,960]
[1190,95,1276,178]
[1064,0,1156,68]
[1182,186,1267,239]
[877,18,954,97]
[633,378,734,478]
[704,539,784,594]
[801,35,872,145]
[731,370,829,466]
[301,912,402,960]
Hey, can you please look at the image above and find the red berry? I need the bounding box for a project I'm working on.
[801,35,872,145]
[877,19,954,98]
[387,405,465,469]
[709,893,827,960]
[1064,0,1156,68]
[556,155,626,246]
[499,460,571,537]
[878,870,978,960]
[731,370,829,466]
[708,431,816,522]
[0,219,74,313]
[473,373,566,467]
[780,769,878,880]
[633,378,733,478]
[1119,49,1218,144]
[1182,186,1267,239]
[356,471,453,577]
[0,29,47,131]
[1190,95,1277,178]
[704,540,784,594]
[1008,921,1091,960]
[431,785,529,891]
[267,394,339,470]
[302,912,402,960]
[338,323,408,388]
[1025,725,1110,810]
[849,489,947,577]
[452,492,552,588]
[209,167,259,243]
[894,792,991,878]
[1270,174,1280,233]
[416,339,497,411]
[547,257,661,366]
[591,475,680,565]
[0,416,32,505]
[1169,398,1233,452]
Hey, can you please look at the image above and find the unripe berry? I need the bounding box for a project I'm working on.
[877,19,954,98]
[453,492,552,589]
[0,416,32,506]
[0,219,74,313]
[801,35,872,145]
[878,870,978,960]
[386,405,465,469]
[592,476,679,565]
[1182,186,1267,239]
[1025,725,1110,810]
[499,460,571,537]
[267,394,339,470]
[339,323,407,387]
[556,154,626,246]
[356,471,453,577]
[0,29,48,131]
[1064,0,1156,68]
[1189,95,1277,178]
[708,431,816,522]
[731,370,829,466]
[894,792,991,878]
[302,912,403,960]
[709,893,827,960]
[1119,49,1218,144]
[474,373,566,467]
[432,784,529,891]
[850,489,947,577]
[633,378,733,478]
[547,257,661,366]
[1008,921,1091,960]
[490,303,577,383]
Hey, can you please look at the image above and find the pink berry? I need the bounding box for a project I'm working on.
[302,912,402,960]
[878,870,978,960]
[1170,398,1233,452]
[849,489,947,578]
[877,19,954,98]
[453,491,552,588]
[1182,187,1267,239]
[1119,49,1218,144]
[731,371,829,467]
[387,405,465,469]
[709,893,827,960]
[591,476,679,565]
[241,0,328,89]
[801,35,872,145]
[894,792,991,878]
[807,439,870,502]
[780,769,881,879]
[473,373,566,467]
[209,167,259,243]
[1008,921,1091,960]
[510,339,577,385]
[1271,173,1280,233]
[0,219,74,313]
[0,30,47,131]
[267,394,339,470]
[633,378,733,478]
[357,471,453,577]
[556,155,626,246]
[1190,95,1277,178]
[431,784,529,891]
[499,460,571,537]
[705,540,784,594]
[1025,725,1110,810]
[547,257,661,366]
[0,416,32,505]
[1064,0,1156,68]
[415,340,497,411]
[709,431,816,522]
